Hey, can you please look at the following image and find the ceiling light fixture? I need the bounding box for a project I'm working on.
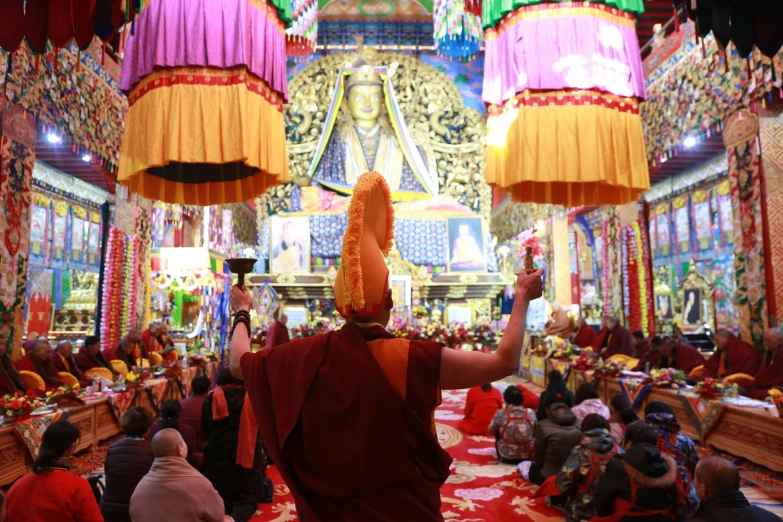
[683,136,697,148]
[46,132,62,144]
[82,154,92,162]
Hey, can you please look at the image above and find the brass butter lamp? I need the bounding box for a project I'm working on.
[226,258,257,288]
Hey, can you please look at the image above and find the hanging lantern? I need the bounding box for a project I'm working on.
[483,2,649,206]
[286,0,318,56]
[0,0,24,52]
[117,0,292,205]
[433,0,483,61]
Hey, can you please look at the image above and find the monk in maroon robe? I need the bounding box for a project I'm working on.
[14,339,63,388]
[265,313,290,349]
[702,330,760,379]
[50,341,89,387]
[747,328,783,399]
[599,317,635,359]
[103,338,137,372]
[572,317,596,348]
[633,336,663,372]
[0,338,26,395]
[74,335,118,376]
[229,173,544,522]
[657,338,705,374]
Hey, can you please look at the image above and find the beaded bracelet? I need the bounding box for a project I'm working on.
[230,316,251,340]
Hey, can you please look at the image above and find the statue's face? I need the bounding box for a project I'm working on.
[347,85,382,124]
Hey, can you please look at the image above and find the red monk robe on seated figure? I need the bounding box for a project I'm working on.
[747,328,783,400]
[657,338,705,374]
[229,173,544,522]
[572,317,596,349]
[595,316,635,359]
[458,384,503,435]
[702,329,760,379]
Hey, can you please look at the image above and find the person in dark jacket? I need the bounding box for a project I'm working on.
[555,414,621,522]
[100,407,155,522]
[149,400,202,469]
[691,456,781,522]
[595,421,681,521]
[537,370,575,422]
[202,369,271,522]
[530,394,582,485]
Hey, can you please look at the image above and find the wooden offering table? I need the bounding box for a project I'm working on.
[597,377,783,472]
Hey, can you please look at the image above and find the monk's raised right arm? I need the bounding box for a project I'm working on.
[440,268,544,390]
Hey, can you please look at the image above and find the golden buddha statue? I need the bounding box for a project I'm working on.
[309,47,438,201]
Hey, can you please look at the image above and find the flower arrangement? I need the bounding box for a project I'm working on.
[514,229,544,266]
[291,320,337,339]
[551,345,575,360]
[1,391,44,423]
[766,388,783,411]
[649,368,686,387]
[696,378,728,398]
[594,359,624,376]
[45,384,86,407]
[572,355,598,371]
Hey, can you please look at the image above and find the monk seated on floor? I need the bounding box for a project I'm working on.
[458,384,503,435]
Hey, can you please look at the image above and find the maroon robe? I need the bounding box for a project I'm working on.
[633,345,661,372]
[662,342,705,374]
[265,321,290,350]
[0,353,26,395]
[103,344,136,371]
[240,322,452,522]
[592,327,609,352]
[14,352,63,388]
[702,334,760,379]
[50,351,89,387]
[73,346,117,376]
[574,325,597,349]
[600,325,635,359]
[748,347,783,399]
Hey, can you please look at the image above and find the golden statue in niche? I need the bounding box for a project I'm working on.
[308,46,438,201]
[262,46,490,227]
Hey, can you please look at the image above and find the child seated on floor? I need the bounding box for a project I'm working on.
[489,386,537,465]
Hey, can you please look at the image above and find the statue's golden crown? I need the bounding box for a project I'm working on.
[345,58,382,90]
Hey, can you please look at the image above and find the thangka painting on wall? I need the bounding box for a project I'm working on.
[446,216,486,273]
[691,189,713,256]
[389,274,412,312]
[713,255,738,332]
[29,202,48,265]
[673,196,691,258]
[716,180,734,251]
[270,216,311,274]
[654,203,671,262]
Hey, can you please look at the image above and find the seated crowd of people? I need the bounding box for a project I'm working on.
[459,372,781,521]
[2,369,272,522]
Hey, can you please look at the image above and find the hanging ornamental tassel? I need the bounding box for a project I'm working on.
[285,0,318,56]
[433,0,482,62]
[673,5,680,32]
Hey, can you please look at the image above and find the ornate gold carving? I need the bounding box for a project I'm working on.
[265,51,489,222]
[458,273,479,284]
[723,109,759,149]
[277,274,297,285]
[466,298,492,324]
[1,104,36,148]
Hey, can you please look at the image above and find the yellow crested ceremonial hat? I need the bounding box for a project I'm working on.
[335,172,395,318]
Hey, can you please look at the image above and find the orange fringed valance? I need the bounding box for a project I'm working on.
[118,66,289,206]
[486,91,650,207]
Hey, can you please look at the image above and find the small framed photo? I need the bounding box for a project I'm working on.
[270,216,311,274]
[446,216,487,273]
[389,274,412,311]
[446,305,473,326]
[682,288,703,326]
[656,294,674,320]
[283,306,309,328]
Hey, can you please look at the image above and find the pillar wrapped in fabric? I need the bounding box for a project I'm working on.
[483,2,650,207]
[118,0,291,205]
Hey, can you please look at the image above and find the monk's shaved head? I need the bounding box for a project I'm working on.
[695,456,740,498]
[151,428,185,458]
